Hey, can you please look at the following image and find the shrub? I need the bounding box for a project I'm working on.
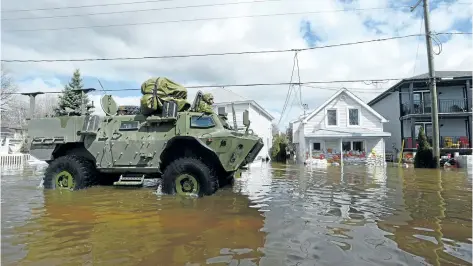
[414,127,436,168]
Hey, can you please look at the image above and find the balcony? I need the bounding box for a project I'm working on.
[403,136,471,149]
[401,99,469,116]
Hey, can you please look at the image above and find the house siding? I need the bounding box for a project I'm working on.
[304,91,383,135]
[249,103,273,159]
[292,121,301,144]
[213,102,273,160]
[370,91,401,153]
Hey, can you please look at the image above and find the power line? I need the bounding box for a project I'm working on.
[4,8,421,32]
[278,53,298,126]
[3,33,456,63]
[3,33,469,63]
[4,78,401,95]
[1,0,290,21]
[1,0,182,13]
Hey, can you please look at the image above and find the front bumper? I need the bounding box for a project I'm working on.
[241,138,264,166]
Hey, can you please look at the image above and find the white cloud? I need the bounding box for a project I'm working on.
[1,0,472,130]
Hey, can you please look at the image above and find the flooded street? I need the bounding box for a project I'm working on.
[1,163,472,266]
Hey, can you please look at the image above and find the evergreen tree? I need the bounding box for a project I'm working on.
[414,126,435,168]
[54,69,94,116]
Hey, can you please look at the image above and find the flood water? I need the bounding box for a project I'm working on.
[1,162,472,266]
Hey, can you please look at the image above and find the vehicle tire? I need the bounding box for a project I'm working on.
[161,157,219,196]
[219,172,235,188]
[43,155,98,190]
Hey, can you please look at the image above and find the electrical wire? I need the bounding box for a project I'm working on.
[1,0,185,13]
[4,8,424,32]
[1,0,291,21]
[2,33,448,63]
[4,77,402,95]
[4,0,470,13]
[278,52,298,126]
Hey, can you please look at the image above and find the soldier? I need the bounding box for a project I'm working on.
[197,93,215,114]
[117,106,127,115]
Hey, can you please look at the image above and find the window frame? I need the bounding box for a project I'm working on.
[325,108,338,127]
[190,115,216,129]
[347,107,361,127]
[119,120,140,131]
[341,140,366,152]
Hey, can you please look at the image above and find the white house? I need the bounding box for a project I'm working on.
[209,88,275,161]
[294,88,391,164]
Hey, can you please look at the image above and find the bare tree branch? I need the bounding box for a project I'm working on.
[1,94,58,128]
[0,64,19,111]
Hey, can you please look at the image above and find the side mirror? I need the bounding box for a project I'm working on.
[243,110,250,127]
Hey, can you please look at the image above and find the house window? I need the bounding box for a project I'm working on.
[342,141,351,151]
[342,141,364,152]
[313,142,321,150]
[218,106,226,114]
[327,109,337,126]
[352,141,363,151]
[348,108,359,126]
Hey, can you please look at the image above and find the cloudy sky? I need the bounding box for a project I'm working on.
[2,0,472,130]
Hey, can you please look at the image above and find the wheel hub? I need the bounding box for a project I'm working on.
[175,174,199,195]
[55,171,74,189]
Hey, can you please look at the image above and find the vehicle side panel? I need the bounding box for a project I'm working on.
[27,116,85,160]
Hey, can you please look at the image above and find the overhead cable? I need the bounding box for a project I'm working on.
[1,0,184,12]
[4,78,399,95]
[3,33,461,63]
[1,0,294,21]
[4,9,421,32]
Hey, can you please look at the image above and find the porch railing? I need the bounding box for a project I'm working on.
[403,136,471,149]
[401,98,469,115]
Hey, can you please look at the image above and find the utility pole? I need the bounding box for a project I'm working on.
[411,0,440,167]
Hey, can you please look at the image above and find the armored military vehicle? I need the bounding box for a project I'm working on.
[24,77,263,197]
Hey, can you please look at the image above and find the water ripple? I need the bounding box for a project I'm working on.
[1,163,471,266]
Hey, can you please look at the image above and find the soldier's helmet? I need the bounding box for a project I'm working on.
[202,93,214,104]
[117,106,127,115]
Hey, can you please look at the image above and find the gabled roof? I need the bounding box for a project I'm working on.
[303,88,388,123]
[209,87,275,121]
[368,71,472,106]
[209,87,248,102]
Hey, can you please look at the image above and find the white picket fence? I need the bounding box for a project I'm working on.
[0,153,31,170]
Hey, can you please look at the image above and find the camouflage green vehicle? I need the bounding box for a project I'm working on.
[25,77,263,197]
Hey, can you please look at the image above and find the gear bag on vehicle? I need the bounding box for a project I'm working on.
[140,77,191,115]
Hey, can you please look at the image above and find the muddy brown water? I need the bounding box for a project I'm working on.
[1,163,472,266]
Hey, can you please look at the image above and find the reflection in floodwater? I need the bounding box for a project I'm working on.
[1,163,471,266]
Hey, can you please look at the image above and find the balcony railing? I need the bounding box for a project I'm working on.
[401,99,469,115]
[403,136,471,149]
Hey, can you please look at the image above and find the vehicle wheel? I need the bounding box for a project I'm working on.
[161,157,218,196]
[43,155,98,190]
[219,172,235,188]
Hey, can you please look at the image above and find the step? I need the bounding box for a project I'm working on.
[113,174,145,186]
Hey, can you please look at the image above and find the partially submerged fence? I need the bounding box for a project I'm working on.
[0,153,31,170]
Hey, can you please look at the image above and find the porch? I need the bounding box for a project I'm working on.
[403,136,471,152]
[401,98,470,116]
[304,134,389,165]
[401,116,472,154]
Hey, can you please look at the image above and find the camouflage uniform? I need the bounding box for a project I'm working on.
[197,93,214,114]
